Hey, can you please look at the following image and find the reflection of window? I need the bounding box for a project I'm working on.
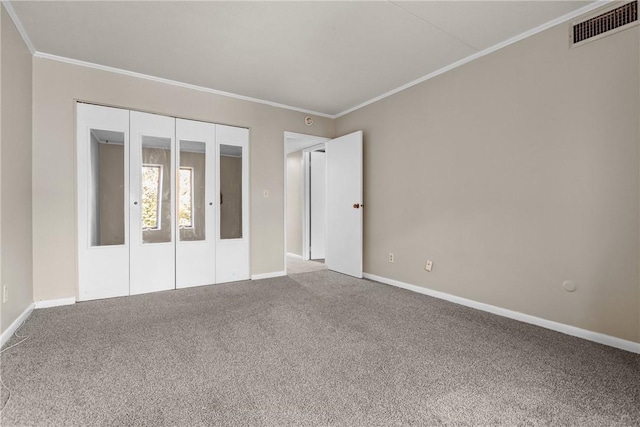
[179,167,194,229]
[142,165,162,230]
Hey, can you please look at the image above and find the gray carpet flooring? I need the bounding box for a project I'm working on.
[1,270,639,426]
[286,257,327,275]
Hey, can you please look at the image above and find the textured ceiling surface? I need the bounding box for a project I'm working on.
[11,1,594,116]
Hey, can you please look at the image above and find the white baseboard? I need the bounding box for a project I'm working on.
[286,253,303,259]
[1,303,35,348]
[251,271,287,280]
[363,273,640,354]
[35,297,76,309]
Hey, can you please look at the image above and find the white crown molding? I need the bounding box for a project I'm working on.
[5,0,610,120]
[1,0,36,54]
[363,273,640,354]
[33,52,334,119]
[334,0,611,118]
[1,303,34,348]
[251,271,287,280]
[34,297,76,309]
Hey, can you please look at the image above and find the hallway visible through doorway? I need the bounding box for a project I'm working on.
[286,255,327,275]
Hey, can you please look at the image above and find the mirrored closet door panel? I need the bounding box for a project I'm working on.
[77,103,131,301]
[130,111,176,295]
[216,125,250,283]
[175,119,216,288]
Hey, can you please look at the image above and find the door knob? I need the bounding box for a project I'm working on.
[133,201,138,205]
[209,202,213,206]
[353,203,360,209]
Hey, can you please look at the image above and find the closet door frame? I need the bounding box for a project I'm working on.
[77,103,251,300]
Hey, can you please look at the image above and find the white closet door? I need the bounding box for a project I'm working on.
[77,103,130,301]
[216,125,250,283]
[176,119,216,289]
[130,111,176,295]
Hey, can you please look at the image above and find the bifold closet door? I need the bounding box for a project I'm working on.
[77,103,131,301]
[175,119,216,288]
[130,111,176,295]
[216,125,250,283]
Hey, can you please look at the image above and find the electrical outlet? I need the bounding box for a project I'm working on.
[388,252,394,263]
[425,260,433,272]
[3,285,8,303]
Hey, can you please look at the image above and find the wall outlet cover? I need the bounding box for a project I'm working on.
[425,260,433,272]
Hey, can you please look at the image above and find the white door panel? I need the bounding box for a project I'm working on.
[130,111,176,295]
[310,151,326,260]
[216,125,250,283]
[176,119,216,289]
[326,131,363,278]
[77,103,130,301]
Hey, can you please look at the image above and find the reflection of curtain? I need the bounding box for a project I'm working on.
[142,147,171,244]
[141,165,162,230]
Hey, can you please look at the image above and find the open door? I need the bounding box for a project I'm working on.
[326,131,363,278]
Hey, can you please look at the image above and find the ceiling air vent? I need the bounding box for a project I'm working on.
[571,1,637,47]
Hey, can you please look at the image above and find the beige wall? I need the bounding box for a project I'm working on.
[1,5,33,333]
[286,151,303,256]
[220,155,242,239]
[32,57,334,301]
[98,142,125,245]
[337,23,640,343]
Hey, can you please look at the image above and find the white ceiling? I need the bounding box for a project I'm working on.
[9,1,597,117]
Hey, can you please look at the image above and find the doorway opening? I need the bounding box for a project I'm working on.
[284,132,329,275]
[283,130,364,278]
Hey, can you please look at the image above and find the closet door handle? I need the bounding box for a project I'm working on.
[133,201,138,205]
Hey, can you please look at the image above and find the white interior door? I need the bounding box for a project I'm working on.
[77,103,130,301]
[130,111,176,295]
[326,131,363,278]
[216,125,250,283]
[310,151,326,260]
[176,119,216,288]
